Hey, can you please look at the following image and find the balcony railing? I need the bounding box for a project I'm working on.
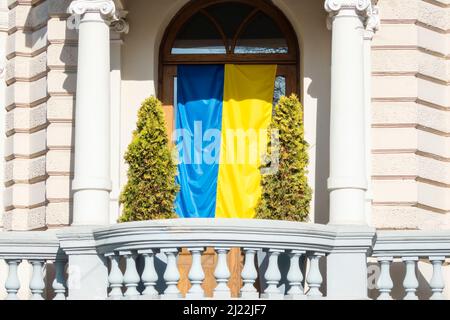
[0,219,449,300]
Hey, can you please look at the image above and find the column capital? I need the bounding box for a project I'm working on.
[324,0,372,14]
[325,0,374,30]
[68,0,116,18]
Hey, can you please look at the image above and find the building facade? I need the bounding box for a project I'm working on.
[0,0,449,301]
[0,0,449,232]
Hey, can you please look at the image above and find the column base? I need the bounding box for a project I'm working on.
[327,252,369,300]
[66,254,108,300]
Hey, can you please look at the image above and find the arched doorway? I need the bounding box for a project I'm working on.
[159,0,300,134]
[158,0,300,297]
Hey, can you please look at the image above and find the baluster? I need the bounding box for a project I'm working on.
[5,259,21,300]
[429,256,446,300]
[240,248,259,299]
[121,251,141,299]
[30,260,46,300]
[187,248,205,299]
[402,257,419,300]
[162,248,182,299]
[139,249,159,299]
[106,253,123,299]
[261,249,284,299]
[306,252,324,299]
[213,248,231,299]
[286,250,306,300]
[52,259,67,300]
[376,257,393,300]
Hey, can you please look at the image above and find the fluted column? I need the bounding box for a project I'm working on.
[69,0,117,225]
[325,0,371,225]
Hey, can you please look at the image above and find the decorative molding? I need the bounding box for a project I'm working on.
[67,1,129,34]
[68,0,116,17]
[324,0,371,13]
[110,10,129,34]
[324,0,379,31]
[92,219,376,255]
[67,0,119,29]
[364,4,380,40]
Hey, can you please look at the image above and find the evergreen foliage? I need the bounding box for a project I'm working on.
[256,94,312,222]
[119,97,179,222]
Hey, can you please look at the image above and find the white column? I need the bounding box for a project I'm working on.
[69,0,117,225]
[363,5,380,226]
[325,0,372,226]
[324,1,378,299]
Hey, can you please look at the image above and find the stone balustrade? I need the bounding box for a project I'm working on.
[92,219,375,300]
[0,220,449,300]
[371,231,450,301]
[0,231,67,300]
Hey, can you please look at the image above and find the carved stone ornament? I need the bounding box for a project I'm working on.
[111,10,129,34]
[325,0,379,31]
[324,0,372,13]
[67,0,129,33]
[365,4,380,37]
[68,0,116,18]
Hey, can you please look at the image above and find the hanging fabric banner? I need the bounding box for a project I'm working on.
[215,64,277,218]
[175,64,276,219]
[175,65,224,218]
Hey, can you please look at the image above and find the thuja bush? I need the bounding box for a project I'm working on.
[119,97,179,222]
[256,94,312,222]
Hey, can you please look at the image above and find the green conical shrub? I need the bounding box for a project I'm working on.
[119,96,179,222]
[256,94,312,222]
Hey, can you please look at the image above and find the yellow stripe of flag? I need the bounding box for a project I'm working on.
[215,64,277,219]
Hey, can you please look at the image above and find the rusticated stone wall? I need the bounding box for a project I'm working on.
[372,0,450,230]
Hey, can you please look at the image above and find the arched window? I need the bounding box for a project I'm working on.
[159,0,300,133]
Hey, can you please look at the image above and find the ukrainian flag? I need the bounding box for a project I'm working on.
[174,64,277,219]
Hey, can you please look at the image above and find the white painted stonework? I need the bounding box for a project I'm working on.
[0,0,449,300]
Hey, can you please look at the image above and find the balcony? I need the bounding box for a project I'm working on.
[0,219,449,300]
